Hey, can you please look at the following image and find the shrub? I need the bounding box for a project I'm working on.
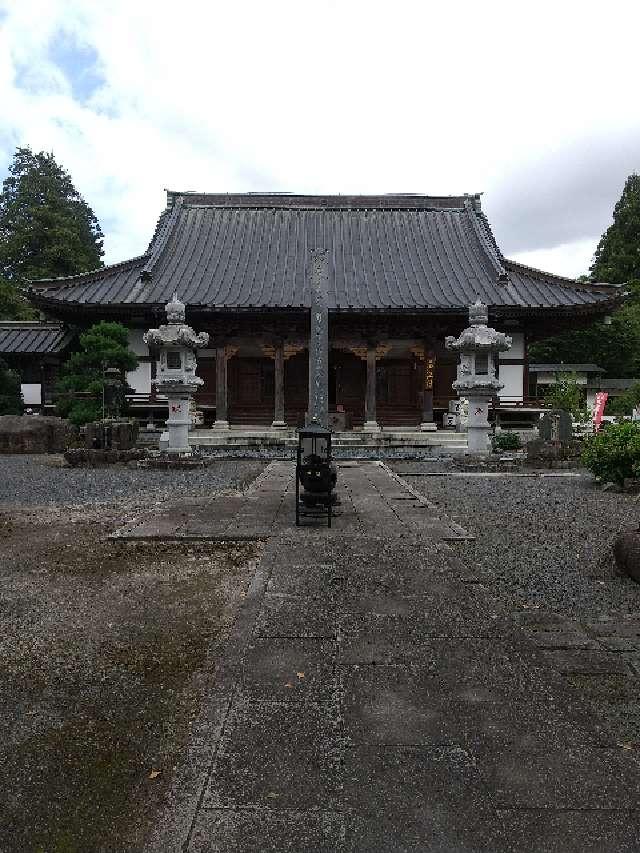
[56,321,137,425]
[0,357,22,414]
[491,431,522,452]
[581,422,640,486]
[543,374,584,417]
[606,383,640,416]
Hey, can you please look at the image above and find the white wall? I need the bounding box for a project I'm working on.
[21,383,42,405]
[126,329,152,393]
[496,333,525,401]
[127,362,152,394]
[499,332,524,360]
[497,365,524,402]
[127,329,149,356]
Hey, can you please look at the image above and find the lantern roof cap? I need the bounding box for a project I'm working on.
[165,292,185,323]
[469,299,488,325]
[445,301,512,353]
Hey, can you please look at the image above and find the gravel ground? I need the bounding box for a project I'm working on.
[392,463,640,618]
[0,455,264,507]
[393,462,640,755]
[0,455,265,852]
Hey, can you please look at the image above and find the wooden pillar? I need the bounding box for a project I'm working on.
[421,347,436,431]
[364,343,380,432]
[40,363,47,411]
[214,345,229,429]
[272,342,286,428]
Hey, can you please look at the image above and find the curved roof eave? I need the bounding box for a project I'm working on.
[26,193,621,314]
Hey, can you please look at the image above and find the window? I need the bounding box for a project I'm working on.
[166,351,181,370]
[475,353,489,375]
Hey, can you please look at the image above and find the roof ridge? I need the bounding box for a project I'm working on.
[166,190,482,211]
[140,196,184,280]
[464,203,508,283]
[29,255,148,289]
[504,258,619,293]
[0,320,65,327]
[529,363,605,370]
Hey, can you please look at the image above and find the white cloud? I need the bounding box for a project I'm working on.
[511,239,598,280]
[0,0,639,274]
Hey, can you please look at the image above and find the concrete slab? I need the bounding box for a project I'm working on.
[240,637,338,703]
[492,809,640,853]
[188,808,345,853]
[142,459,640,851]
[203,698,342,811]
[340,661,601,750]
[541,649,631,675]
[342,745,497,853]
[487,746,640,809]
[253,594,340,638]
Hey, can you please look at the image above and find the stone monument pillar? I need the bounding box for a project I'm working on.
[420,347,436,432]
[308,249,329,428]
[214,345,230,430]
[272,341,287,429]
[445,301,512,454]
[144,294,209,455]
[363,343,380,432]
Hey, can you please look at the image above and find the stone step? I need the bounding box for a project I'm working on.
[188,432,469,450]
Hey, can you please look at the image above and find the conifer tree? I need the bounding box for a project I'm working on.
[591,174,640,284]
[0,147,104,318]
[529,174,640,377]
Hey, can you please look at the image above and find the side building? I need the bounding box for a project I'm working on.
[29,192,618,429]
[0,321,76,412]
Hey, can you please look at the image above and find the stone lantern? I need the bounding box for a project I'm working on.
[445,300,512,454]
[144,293,209,455]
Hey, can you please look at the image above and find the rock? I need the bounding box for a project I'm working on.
[63,448,147,468]
[613,529,640,582]
[0,415,73,454]
[84,420,139,450]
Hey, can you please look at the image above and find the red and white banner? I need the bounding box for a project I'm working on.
[593,391,608,432]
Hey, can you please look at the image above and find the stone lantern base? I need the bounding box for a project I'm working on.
[466,394,491,454]
[161,387,195,454]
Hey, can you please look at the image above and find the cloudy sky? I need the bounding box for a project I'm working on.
[0,0,638,278]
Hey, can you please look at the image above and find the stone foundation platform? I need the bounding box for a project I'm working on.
[186,427,468,459]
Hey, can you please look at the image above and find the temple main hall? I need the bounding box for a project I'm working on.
[30,192,617,431]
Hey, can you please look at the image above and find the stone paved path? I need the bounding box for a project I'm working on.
[144,461,640,852]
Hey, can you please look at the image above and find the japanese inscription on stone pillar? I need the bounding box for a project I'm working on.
[308,249,329,428]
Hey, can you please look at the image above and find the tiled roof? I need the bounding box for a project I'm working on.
[529,364,605,373]
[602,379,639,390]
[0,323,73,354]
[30,193,618,313]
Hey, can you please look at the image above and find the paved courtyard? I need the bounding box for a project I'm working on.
[137,461,640,852]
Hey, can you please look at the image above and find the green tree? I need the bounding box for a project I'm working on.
[591,174,640,284]
[56,322,137,426]
[529,175,640,377]
[543,373,585,417]
[0,146,104,319]
[529,292,640,378]
[0,279,35,319]
[606,383,640,416]
[0,357,23,415]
